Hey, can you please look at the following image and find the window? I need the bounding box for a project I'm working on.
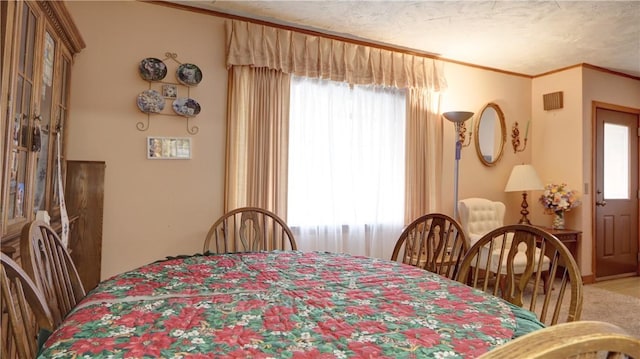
[603,123,629,199]
[288,76,406,258]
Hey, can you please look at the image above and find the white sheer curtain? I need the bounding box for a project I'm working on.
[224,19,447,257]
[288,75,406,259]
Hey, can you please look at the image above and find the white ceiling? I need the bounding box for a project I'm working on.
[168,0,640,77]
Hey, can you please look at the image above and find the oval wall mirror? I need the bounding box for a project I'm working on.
[474,103,506,167]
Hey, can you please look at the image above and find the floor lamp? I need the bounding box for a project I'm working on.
[443,111,474,220]
[504,164,544,224]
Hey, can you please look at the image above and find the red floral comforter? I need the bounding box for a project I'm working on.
[38,251,541,358]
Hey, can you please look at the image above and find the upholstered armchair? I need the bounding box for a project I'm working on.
[457,197,551,294]
[457,197,506,246]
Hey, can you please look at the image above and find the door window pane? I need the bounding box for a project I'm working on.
[604,123,629,199]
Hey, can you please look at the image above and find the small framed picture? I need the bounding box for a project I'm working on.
[162,84,177,98]
[147,137,191,159]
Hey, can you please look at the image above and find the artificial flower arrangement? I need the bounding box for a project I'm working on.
[539,183,581,213]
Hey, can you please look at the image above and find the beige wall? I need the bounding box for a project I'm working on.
[531,68,585,271]
[531,68,640,276]
[66,1,227,278]
[442,63,533,224]
[530,68,583,227]
[66,1,638,280]
[65,1,534,278]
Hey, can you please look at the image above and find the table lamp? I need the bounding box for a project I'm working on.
[443,111,474,220]
[504,164,544,224]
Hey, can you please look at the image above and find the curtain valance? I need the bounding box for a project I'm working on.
[226,19,447,91]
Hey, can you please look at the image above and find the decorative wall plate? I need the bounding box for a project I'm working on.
[139,58,167,81]
[176,63,202,86]
[172,97,201,117]
[137,89,165,113]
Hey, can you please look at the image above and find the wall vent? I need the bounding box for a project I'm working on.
[543,91,563,110]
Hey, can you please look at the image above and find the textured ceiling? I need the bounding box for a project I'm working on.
[168,0,640,77]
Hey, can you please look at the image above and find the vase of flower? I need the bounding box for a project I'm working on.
[552,210,565,229]
[539,183,581,229]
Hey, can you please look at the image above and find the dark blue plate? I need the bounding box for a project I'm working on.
[139,58,167,82]
[176,63,202,86]
[172,97,201,117]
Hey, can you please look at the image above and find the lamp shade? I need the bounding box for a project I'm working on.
[504,164,544,192]
[443,111,474,123]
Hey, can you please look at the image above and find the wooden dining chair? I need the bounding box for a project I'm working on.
[203,207,298,254]
[20,220,86,327]
[478,321,640,359]
[1,253,54,359]
[455,224,583,326]
[390,213,468,279]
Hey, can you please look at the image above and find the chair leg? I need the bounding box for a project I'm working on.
[542,271,550,294]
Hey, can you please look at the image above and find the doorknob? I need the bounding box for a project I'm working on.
[595,190,606,206]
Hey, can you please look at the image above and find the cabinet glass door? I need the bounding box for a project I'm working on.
[49,55,71,215]
[7,1,37,224]
[33,30,56,216]
[2,0,84,240]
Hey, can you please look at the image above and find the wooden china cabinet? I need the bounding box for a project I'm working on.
[0,0,85,258]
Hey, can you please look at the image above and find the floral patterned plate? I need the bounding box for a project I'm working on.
[176,63,202,86]
[172,97,201,117]
[137,89,165,113]
[139,58,167,82]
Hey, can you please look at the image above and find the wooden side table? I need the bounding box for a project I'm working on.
[533,226,582,268]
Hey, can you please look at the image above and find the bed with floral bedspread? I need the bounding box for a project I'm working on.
[38,251,544,358]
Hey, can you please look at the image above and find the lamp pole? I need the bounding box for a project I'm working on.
[443,111,474,220]
[453,123,463,220]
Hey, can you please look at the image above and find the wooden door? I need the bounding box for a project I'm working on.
[65,160,105,291]
[594,104,639,279]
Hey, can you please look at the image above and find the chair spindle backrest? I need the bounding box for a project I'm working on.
[390,213,468,280]
[20,220,86,327]
[456,224,583,326]
[203,207,297,254]
[1,253,54,359]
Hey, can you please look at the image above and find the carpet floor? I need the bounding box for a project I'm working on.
[580,284,640,338]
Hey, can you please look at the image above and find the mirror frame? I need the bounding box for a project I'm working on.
[474,103,506,167]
